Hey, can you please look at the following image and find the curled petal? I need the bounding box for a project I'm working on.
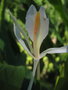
[40,46,68,59]
[26,5,37,41]
[14,24,35,58]
[9,10,33,53]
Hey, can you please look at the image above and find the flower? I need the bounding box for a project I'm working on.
[9,5,68,60]
[9,5,68,90]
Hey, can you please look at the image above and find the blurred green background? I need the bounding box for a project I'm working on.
[0,0,68,90]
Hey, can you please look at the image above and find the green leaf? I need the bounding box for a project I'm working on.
[0,63,28,90]
[34,0,42,5]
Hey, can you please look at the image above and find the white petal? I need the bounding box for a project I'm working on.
[37,6,49,48]
[26,5,37,41]
[37,6,49,49]
[40,46,68,59]
[9,10,33,53]
[26,5,37,18]
[39,6,47,18]
[14,24,35,58]
[37,17,49,50]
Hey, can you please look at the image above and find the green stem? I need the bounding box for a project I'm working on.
[27,59,39,90]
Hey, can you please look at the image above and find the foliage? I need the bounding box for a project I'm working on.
[0,0,68,90]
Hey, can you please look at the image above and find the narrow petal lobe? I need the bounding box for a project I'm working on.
[14,24,34,58]
[26,5,37,41]
[40,46,68,59]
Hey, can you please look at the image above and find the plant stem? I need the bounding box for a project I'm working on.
[27,59,39,90]
[37,61,40,80]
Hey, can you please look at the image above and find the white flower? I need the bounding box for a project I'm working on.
[9,5,68,60]
[9,5,68,90]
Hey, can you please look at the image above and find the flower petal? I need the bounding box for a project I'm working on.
[14,24,35,58]
[26,5,37,41]
[8,10,33,53]
[37,17,49,47]
[26,5,37,18]
[33,7,49,58]
[37,11,49,50]
[39,6,47,18]
[40,46,68,59]
[37,7,49,48]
